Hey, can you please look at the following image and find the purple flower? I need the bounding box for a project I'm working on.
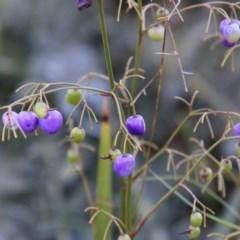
[222,22,240,42]
[219,18,240,34]
[233,122,240,136]
[219,19,230,34]
[76,0,92,11]
[2,111,19,130]
[18,111,39,133]
[219,18,240,47]
[126,115,146,136]
[39,110,63,135]
[113,153,135,178]
[220,38,236,48]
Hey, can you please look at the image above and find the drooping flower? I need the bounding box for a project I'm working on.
[2,111,19,130]
[76,0,92,11]
[219,18,240,47]
[113,153,135,178]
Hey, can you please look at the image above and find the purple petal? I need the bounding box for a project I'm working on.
[76,0,92,11]
[220,38,235,48]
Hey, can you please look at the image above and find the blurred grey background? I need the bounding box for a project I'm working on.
[0,0,240,239]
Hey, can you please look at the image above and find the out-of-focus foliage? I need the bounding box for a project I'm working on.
[1,1,240,240]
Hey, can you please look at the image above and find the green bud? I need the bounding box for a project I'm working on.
[190,212,203,227]
[34,101,48,118]
[67,149,80,164]
[199,167,213,183]
[188,226,200,239]
[147,24,165,41]
[70,127,86,143]
[109,147,122,161]
[65,89,82,106]
[221,159,232,173]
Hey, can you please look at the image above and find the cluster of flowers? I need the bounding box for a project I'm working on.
[2,102,63,135]
[110,115,146,178]
[219,18,240,47]
[2,86,146,179]
[67,113,146,178]
[65,89,146,178]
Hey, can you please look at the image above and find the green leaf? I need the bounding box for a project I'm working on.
[94,108,112,240]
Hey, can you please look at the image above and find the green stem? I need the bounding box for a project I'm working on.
[133,112,191,180]
[119,177,133,232]
[120,179,127,226]
[131,0,143,98]
[97,0,115,90]
[120,0,143,233]
[95,103,112,240]
[126,175,133,230]
[147,22,167,156]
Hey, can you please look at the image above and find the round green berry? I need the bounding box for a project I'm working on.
[34,101,48,118]
[67,149,80,164]
[188,226,200,239]
[147,24,165,41]
[117,234,131,240]
[70,127,86,143]
[199,167,213,183]
[221,159,232,173]
[190,212,203,227]
[65,89,82,106]
[108,147,122,161]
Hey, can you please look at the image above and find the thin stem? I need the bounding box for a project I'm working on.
[0,84,111,111]
[133,112,192,180]
[130,135,227,237]
[131,0,143,99]
[145,173,240,231]
[123,1,143,231]
[120,179,127,226]
[126,175,133,230]
[97,0,115,90]
[146,13,167,158]
[75,164,94,206]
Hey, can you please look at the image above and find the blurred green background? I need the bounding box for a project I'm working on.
[0,0,240,239]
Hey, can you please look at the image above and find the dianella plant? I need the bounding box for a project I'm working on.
[2,0,240,240]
